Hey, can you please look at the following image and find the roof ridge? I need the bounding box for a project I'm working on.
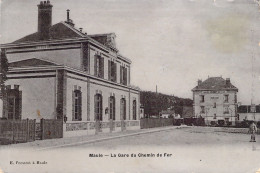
[60,21,85,37]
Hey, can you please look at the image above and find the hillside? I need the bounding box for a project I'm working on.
[140,91,193,117]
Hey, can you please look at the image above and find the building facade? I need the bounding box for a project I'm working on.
[0,1,140,136]
[192,77,238,125]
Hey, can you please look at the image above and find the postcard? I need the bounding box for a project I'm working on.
[0,0,260,173]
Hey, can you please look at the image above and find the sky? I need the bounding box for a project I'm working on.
[0,0,260,104]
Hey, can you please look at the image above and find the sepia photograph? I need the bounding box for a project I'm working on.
[0,0,260,172]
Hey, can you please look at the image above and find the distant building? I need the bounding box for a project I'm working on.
[237,105,260,122]
[192,77,238,125]
[160,110,175,118]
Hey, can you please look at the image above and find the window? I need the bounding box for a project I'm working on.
[213,114,217,119]
[224,106,229,114]
[73,90,82,121]
[224,95,229,103]
[213,102,216,108]
[120,66,127,85]
[200,95,205,103]
[8,97,16,120]
[133,100,137,120]
[120,98,126,120]
[6,87,21,120]
[108,60,117,82]
[200,106,205,114]
[82,43,89,72]
[95,94,103,121]
[94,55,104,78]
[109,96,115,120]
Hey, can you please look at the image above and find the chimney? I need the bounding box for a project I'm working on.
[38,1,53,40]
[65,9,75,27]
[226,78,230,85]
[198,79,202,86]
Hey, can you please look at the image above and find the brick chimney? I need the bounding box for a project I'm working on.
[198,79,202,86]
[226,78,230,85]
[38,1,53,40]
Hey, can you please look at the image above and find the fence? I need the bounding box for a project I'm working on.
[0,119,36,144]
[140,118,173,129]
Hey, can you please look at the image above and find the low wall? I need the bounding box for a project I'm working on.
[140,118,173,129]
[64,120,140,138]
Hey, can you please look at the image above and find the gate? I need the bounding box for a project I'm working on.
[0,119,36,144]
[40,119,63,139]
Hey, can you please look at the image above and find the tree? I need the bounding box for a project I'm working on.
[0,49,9,118]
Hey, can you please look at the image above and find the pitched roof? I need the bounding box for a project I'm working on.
[9,58,59,68]
[13,22,85,43]
[192,77,238,91]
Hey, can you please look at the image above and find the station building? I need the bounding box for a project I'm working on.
[0,1,140,136]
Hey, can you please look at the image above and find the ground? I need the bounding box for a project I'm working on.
[0,126,260,173]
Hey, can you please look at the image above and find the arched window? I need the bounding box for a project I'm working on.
[109,96,116,120]
[73,90,82,121]
[120,98,126,120]
[133,100,137,120]
[95,94,103,121]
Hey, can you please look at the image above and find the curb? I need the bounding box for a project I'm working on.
[37,126,189,151]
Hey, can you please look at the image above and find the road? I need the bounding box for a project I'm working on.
[55,127,260,173]
[1,127,260,173]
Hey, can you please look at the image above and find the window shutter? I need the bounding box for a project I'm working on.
[72,90,75,121]
[94,56,97,76]
[114,63,117,82]
[124,68,127,85]
[120,66,123,84]
[108,60,111,81]
[100,57,104,78]
[82,43,88,72]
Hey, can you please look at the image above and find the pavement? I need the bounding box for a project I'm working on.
[0,125,189,150]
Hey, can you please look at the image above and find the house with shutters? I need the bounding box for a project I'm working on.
[192,77,238,126]
[0,1,140,136]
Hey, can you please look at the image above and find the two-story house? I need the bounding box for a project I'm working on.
[0,1,140,136]
[192,77,238,126]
